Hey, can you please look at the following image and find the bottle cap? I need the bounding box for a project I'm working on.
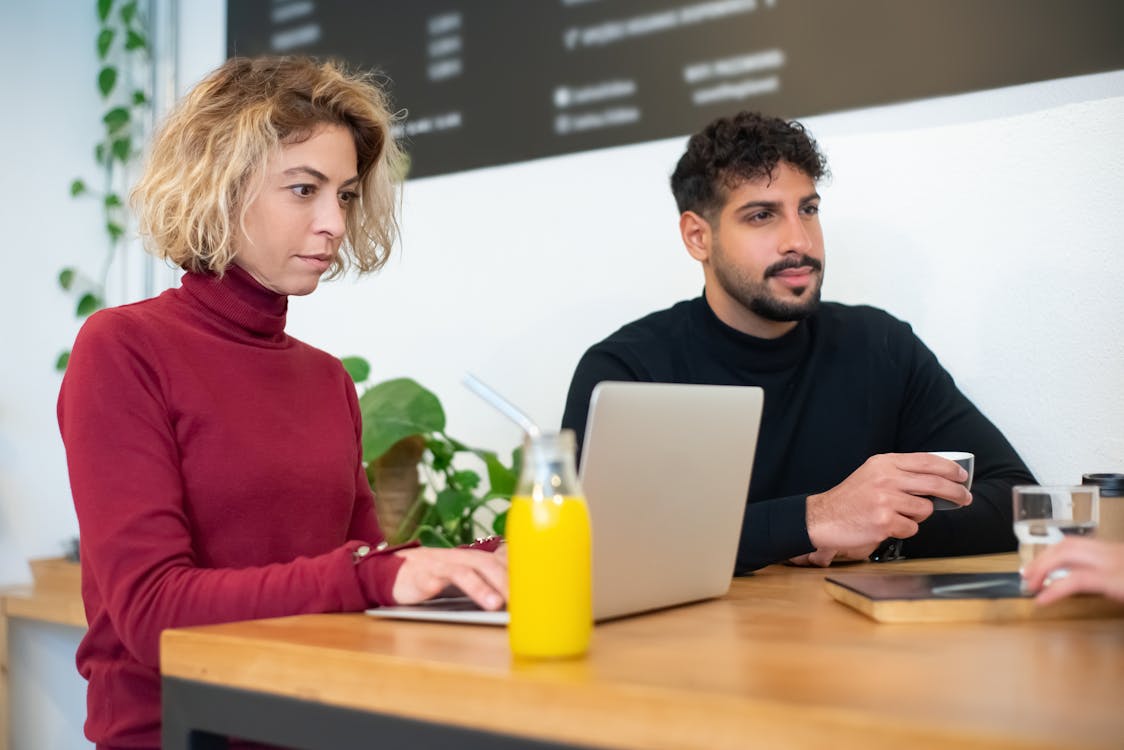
[1082,473,1124,497]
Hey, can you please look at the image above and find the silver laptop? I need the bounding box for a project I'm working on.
[366,382,763,625]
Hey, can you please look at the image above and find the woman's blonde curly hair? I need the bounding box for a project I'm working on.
[132,55,402,278]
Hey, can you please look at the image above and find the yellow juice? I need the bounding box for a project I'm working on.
[507,493,592,658]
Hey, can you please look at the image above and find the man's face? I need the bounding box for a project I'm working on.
[704,162,824,330]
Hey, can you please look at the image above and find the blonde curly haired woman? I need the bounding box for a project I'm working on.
[58,56,505,750]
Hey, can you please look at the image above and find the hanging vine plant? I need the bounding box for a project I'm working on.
[58,0,150,371]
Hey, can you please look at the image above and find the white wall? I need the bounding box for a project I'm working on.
[297,73,1124,479]
[0,2,103,744]
[1,0,1121,746]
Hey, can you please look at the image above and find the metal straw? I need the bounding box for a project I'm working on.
[462,373,542,438]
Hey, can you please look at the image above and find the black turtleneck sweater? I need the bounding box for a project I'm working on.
[561,296,1034,573]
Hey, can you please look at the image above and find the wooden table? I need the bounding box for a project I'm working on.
[0,557,86,750]
[160,553,1124,750]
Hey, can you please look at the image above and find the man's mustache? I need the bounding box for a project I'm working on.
[765,255,823,277]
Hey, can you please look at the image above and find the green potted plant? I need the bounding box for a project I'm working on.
[343,357,519,547]
[59,0,151,370]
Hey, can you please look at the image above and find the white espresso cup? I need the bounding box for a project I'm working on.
[927,451,974,510]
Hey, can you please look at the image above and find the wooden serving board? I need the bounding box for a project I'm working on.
[825,572,1124,623]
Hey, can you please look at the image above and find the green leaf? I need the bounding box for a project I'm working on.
[59,267,77,290]
[104,193,122,209]
[417,526,454,548]
[97,0,114,23]
[358,378,445,462]
[97,28,114,59]
[69,179,87,197]
[97,66,117,98]
[435,487,473,526]
[95,143,107,165]
[56,350,71,372]
[125,29,146,51]
[76,293,103,317]
[132,89,147,106]
[120,1,137,24]
[341,356,370,384]
[103,107,129,132]
[111,137,131,162]
[427,437,454,472]
[416,502,440,529]
[386,488,431,545]
[450,470,481,491]
[492,509,507,537]
[477,448,519,497]
[107,222,125,240]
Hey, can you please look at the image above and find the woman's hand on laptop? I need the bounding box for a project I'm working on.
[391,547,508,611]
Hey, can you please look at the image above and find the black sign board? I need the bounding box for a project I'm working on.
[228,0,1124,178]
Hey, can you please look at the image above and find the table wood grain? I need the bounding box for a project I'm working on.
[160,553,1124,750]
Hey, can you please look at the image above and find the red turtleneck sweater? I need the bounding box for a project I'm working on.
[57,267,408,749]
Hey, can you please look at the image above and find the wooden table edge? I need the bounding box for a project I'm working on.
[159,619,1082,750]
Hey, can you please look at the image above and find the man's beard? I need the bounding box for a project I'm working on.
[712,251,824,323]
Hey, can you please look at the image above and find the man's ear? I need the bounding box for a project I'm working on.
[679,211,712,262]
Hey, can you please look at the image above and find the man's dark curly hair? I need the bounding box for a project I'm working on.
[670,111,828,219]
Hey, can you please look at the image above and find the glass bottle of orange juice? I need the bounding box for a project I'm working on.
[507,429,592,658]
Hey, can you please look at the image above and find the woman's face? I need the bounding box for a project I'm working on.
[234,124,359,296]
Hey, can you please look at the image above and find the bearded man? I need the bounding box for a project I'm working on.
[561,111,1033,572]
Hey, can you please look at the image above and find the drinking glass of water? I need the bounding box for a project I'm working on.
[1013,485,1100,574]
